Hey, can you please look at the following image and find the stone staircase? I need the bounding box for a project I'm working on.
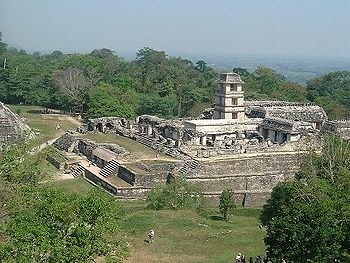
[135,133,187,159]
[99,159,119,177]
[71,164,84,177]
[136,134,155,148]
[179,159,199,175]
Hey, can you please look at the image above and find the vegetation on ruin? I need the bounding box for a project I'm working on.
[1,33,349,120]
[261,135,350,262]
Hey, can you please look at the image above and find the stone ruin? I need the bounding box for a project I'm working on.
[51,72,349,206]
[0,102,34,148]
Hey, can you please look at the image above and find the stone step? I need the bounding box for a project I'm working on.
[71,164,84,177]
[100,159,119,177]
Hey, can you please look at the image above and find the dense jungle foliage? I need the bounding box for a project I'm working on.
[261,136,350,262]
[0,33,349,119]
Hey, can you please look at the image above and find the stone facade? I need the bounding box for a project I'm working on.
[0,102,34,147]
[214,72,245,120]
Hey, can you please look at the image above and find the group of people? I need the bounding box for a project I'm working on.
[236,253,267,263]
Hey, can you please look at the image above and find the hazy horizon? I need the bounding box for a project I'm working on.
[1,0,350,60]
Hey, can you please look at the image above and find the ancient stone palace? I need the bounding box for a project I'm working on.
[52,73,350,206]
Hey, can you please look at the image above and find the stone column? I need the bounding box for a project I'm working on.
[195,137,201,145]
[201,136,207,146]
[147,125,153,135]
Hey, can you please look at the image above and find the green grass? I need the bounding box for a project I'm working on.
[120,201,266,263]
[79,133,173,160]
[41,179,266,263]
[7,105,79,145]
[49,177,94,194]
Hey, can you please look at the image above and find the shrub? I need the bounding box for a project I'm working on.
[147,178,208,213]
[219,189,236,221]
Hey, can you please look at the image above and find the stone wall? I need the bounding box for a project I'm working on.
[84,170,118,195]
[115,187,151,199]
[77,139,97,159]
[46,155,66,170]
[186,153,301,206]
[85,169,151,199]
[118,166,136,185]
[119,163,171,187]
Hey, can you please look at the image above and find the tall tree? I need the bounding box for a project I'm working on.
[0,187,129,262]
[261,136,350,263]
[219,189,236,221]
[53,67,91,114]
[307,71,350,119]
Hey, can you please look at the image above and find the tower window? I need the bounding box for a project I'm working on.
[232,112,237,119]
[231,98,238,105]
[230,84,237,91]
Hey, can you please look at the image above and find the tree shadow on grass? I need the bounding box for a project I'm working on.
[209,215,225,221]
[27,109,44,114]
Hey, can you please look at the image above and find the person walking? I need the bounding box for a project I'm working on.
[148,229,155,243]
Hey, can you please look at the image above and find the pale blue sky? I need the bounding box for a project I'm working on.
[1,0,350,58]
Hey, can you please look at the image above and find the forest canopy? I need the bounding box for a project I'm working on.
[0,34,349,119]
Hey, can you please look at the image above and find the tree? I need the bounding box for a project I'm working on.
[0,142,46,185]
[307,71,350,119]
[243,66,308,102]
[147,178,207,213]
[86,82,138,119]
[233,67,249,77]
[0,186,129,262]
[261,136,350,263]
[195,60,207,72]
[219,189,236,221]
[53,67,91,114]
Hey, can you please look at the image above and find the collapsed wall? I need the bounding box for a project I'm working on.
[322,120,350,140]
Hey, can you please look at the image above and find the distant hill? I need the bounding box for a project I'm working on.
[187,54,350,84]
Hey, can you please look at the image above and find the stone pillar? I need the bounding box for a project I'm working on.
[201,136,207,146]
[195,137,201,145]
[147,125,153,135]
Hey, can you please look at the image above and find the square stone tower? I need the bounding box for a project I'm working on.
[214,72,245,120]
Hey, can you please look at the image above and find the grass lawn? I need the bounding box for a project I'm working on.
[49,177,94,194]
[79,133,173,160]
[43,179,266,263]
[120,201,266,263]
[7,104,80,145]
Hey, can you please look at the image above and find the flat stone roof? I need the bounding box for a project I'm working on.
[184,118,262,135]
[185,118,262,126]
